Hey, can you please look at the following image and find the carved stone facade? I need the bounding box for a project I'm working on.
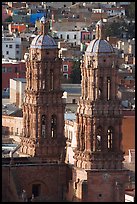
[68,20,128,202]
[20,17,66,162]
[2,19,129,202]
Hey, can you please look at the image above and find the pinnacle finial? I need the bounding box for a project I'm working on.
[95,19,105,39]
[40,15,50,35]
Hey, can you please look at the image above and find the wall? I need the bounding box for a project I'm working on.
[2,163,67,202]
[8,24,26,33]
[62,59,74,79]
[56,31,81,46]
[2,61,26,90]
[122,111,135,155]
[2,115,23,143]
[2,37,22,60]
[10,79,26,108]
[65,120,77,164]
[86,170,128,202]
[2,110,135,157]
[10,79,17,104]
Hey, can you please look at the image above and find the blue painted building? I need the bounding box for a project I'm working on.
[30,12,46,24]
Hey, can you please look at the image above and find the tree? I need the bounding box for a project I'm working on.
[125,2,135,20]
[69,60,81,84]
[105,20,135,39]
[105,21,127,38]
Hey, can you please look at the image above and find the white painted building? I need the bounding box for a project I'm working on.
[92,8,103,13]
[64,115,77,165]
[103,7,126,17]
[54,30,81,46]
[9,78,81,112]
[10,78,26,108]
[125,191,135,202]
[2,35,22,60]
[116,39,135,56]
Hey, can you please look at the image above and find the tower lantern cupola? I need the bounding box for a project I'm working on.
[40,15,50,35]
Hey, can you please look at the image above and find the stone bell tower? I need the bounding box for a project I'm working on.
[20,16,66,162]
[68,20,128,202]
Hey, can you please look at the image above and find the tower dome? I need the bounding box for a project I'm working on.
[86,19,114,54]
[30,16,57,49]
[86,39,114,53]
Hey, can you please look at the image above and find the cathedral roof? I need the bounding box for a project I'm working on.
[30,34,57,49]
[86,39,114,53]
[30,16,57,49]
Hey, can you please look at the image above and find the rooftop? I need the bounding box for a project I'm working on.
[2,102,22,117]
[13,78,26,83]
[64,112,76,121]
[2,58,25,64]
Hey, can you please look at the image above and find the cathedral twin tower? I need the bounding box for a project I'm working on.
[19,17,128,202]
[20,17,66,161]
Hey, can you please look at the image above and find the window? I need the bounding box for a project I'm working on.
[7,67,12,72]
[72,99,76,104]
[41,115,46,138]
[32,184,41,197]
[50,70,54,90]
[63,65,68,72]
[96,126,102,151]
[16,128,18,134]
[99,77,103,99]
[107,127,113,149]
[93,35,95,39]
[107,77,111,100]
[6,51,9,55]
[63,73,68,79]
[6,44,8,48]
[74,34,77,39]
[16,50,19,54]
[16,44,20,48]
[15,67,18,73]
[9,44,12,48]
[10,127,13,135]
[51,115,57,138]
[42,80,45,89]
[60,34,63,39]
[67,34,69,39]
[2,67,7,72]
